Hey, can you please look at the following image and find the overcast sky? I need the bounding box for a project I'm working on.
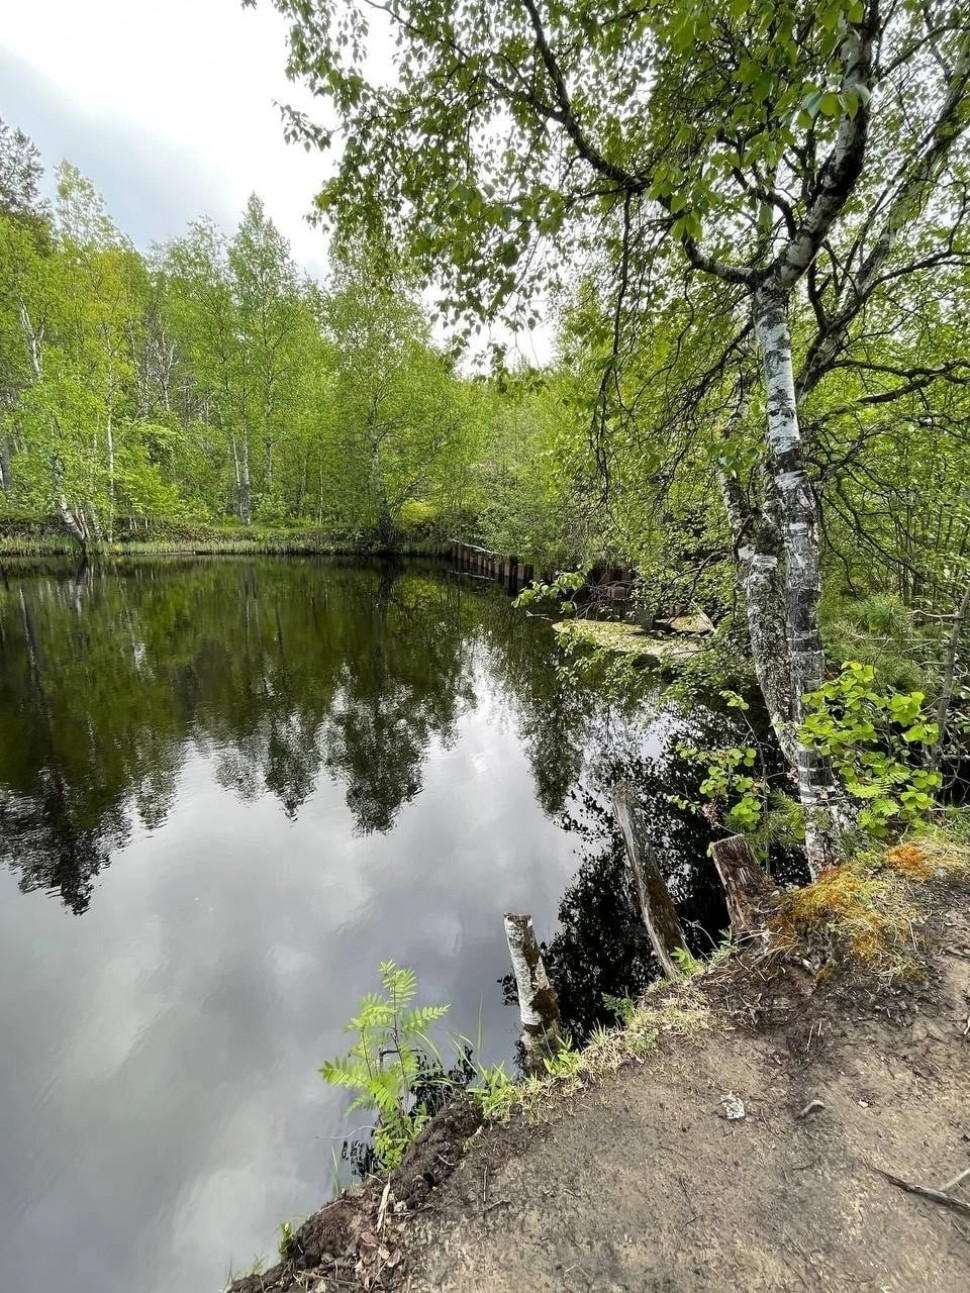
[2,0,552,363]
[2,0,330,275]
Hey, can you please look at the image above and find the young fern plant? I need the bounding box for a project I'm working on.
[320,961,450,1170]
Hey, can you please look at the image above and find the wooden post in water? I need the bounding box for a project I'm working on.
[612,781,687,978]
[710,835,768,935]
[504,913,563,1074]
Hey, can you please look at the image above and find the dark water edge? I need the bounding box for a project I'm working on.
[0,556,737,1292]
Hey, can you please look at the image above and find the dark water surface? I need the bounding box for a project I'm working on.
[0,557,706,1293]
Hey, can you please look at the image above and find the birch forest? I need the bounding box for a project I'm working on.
[3,0,970,870]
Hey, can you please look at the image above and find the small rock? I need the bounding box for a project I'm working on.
[668,611,715,636]
[720,1093,746,1120]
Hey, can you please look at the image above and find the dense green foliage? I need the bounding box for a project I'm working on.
[0,122,528,549]
[5,0,970,852]
[255,0,970,857]
[258,0,970,611]
[801,664,943,837]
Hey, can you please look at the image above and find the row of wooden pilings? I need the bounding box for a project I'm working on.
[506,781,766,1074]
[450,540,535,593]
[451,541,638,603]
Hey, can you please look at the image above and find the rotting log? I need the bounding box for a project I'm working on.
[710,835,769,935]
[504,913,563,1074]
[612,781,687,978]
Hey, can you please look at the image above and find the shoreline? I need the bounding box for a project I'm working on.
[0,528,451,560]
[223,832,970,1293]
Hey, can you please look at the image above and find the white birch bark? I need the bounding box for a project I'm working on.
[754,285,844,875]
[718,464,798,766]
[50,452,89,550]
[19,298,43,380]
[503,913,563,1073]
[239,436,252,526]
[106,406,115,546]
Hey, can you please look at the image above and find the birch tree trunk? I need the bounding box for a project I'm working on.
[503,912,563,1074]
[50,452,89,551]
[718,466,797,766]
[239,436,252,526]
[930,576,970,773]
[753,284,843,875]
[105,408,115,546]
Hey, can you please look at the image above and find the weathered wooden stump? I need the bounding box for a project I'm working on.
[710,835,768,934]
[612,781,687,978]
[504,912,564,1074]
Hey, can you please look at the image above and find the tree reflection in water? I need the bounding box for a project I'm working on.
[0,559,586,910]
[506,712,805,1045]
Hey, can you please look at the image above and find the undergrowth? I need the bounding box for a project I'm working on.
[474,977,712,1125]
[0,524,448,558]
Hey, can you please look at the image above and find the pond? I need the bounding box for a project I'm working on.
[0,557,726,1293]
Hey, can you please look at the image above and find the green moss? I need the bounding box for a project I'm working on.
[553,619,701,663]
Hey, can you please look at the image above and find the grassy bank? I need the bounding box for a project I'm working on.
[0,524,450,559]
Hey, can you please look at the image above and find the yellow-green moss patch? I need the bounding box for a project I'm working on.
[553,619,701,663]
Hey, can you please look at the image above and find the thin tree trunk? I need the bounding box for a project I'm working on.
[106,408,115,546]
[369,429,394,548]
[264,436,274,491]
[754,285,844,875]
[719,466,797,765]
[930,576,970,773]
[50,452,89,552]
[239,436,252,526]
[19,297,43,380]
[296,451,308,519]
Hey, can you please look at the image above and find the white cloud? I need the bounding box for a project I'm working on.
[2,0,555,358]
[3,0,329,271]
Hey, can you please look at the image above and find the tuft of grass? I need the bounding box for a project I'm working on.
[473,979,711,1126]
[0,533,79,555]
[771,831,970,980]
[277,1219,298,1261]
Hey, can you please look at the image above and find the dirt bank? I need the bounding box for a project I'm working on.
[227,856,970,1293]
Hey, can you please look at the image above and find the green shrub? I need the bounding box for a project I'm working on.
[320,961,450,1170]
[801,662,942,839]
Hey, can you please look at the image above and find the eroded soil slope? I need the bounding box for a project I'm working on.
[230,879,970,1293]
